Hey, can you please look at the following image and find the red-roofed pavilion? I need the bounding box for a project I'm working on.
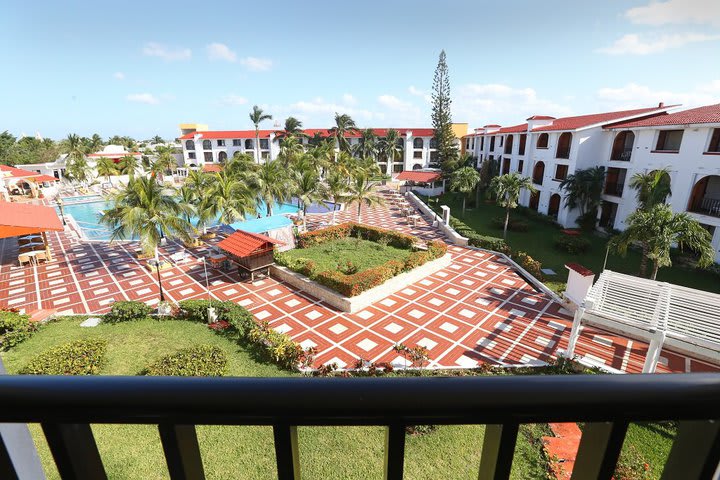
[216,230,283,281]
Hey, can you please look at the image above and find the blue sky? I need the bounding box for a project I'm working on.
[1,0,719,140]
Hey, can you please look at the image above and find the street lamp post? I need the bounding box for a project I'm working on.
[154,247,165,303]
[56,198,66,226]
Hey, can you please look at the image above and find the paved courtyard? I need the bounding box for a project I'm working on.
[1,191,717,373]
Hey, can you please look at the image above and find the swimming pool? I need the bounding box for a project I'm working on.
[228,215,293,234]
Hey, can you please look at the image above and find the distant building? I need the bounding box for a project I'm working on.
[14,145,143,180]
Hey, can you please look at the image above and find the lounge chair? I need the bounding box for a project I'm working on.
[18,254,31,266]
[170,251,191,265]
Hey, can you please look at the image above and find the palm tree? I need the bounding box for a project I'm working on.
[559,166,606,230]
[450,166,481,217]
[275,117,306,140]
[118,155,139,178]
[95,157,119,186]
[277,137,305,167]
[328,113,358,153]
[64,134,90,183]
[151,145,177,182]
[251,159,292,216]
[88,134,104,152]
[177,185,198,225]
[378,129,403,175]
[490,173,538,239]
[151,135,165,144]
[100,176,193,256]
[345,172,383,224]
[292,165,325,231]
[325,168,349,225]
[210,170,256,224]
[354,129,378,160]
[629,168,672,211]
[249,105,272,163]
[610,203,714,280]
[226,152,257,178]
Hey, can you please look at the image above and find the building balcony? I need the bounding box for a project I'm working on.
[0,375,717,479]
[689,197,720,218]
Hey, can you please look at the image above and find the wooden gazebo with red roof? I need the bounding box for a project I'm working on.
[216,230,283,281]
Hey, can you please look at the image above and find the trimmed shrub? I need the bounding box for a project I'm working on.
[177,300,255,335]
[248,321,313,370]
[467,234,512,255]
[297,223,352,248]
[554,235,591,254]
[0,309,37,351]
[20,339,107,375]
[515,206,563,228]
[142,345,227,376]
[105,301,153,323]
[514,251,544,281]
[296,222,416,249]
[490,217,529,232]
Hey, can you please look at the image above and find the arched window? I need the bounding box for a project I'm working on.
[218,151,227,164]
[245,139,253,150]
[185,140,195,151]
[529,191,540,211]
[537,133,549,149]
[688,175,720,216]
[413,138,424,149]
[397,138,404,148]
[611,131,635,161]
[532,161,545,185]
[429,138,437,149]
[556,132,572,159]
[412,163,423,170]
[202,140,212,150]
[504,135,514,154]
[548,194,561,218]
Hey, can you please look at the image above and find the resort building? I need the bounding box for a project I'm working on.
[177,124,467,174]
[463,103,720,263]
[13,145,142,181]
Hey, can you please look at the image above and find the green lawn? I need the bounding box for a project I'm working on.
[429,193,720,293]
[2,317,550,479]
[282,238,412,273]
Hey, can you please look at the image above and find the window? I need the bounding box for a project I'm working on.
[185,140,195,151]
[245,139,253,150]
[707,129,720,153]
[556,132,572,159]
[202,140,212,150]
[502,158,511,175]
[260,139,269,150]
[537,133,549,149]
[232,139,242,146]
[498,136,503,147]
[518,134,527,156]
[604,168,628,197]
[611,131,635,161]
[393,163,404,173]
[554,164,568,181]
[480,137,485,150]
[414,138,424,149]
[517,160,524,173]
[429,138,437,149]
[261,151,270,160]
[532,161,545,185]
[204,152,213,162]
[218,152,227,163]
[413,151,423,159]
[490,137,495,150]
[465,139,470,150]
[655,130,683,152]
[188,152,196,159]
[217,140,225,147]
[504,135,514,154]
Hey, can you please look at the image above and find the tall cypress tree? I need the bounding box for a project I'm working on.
[431,50,457,172]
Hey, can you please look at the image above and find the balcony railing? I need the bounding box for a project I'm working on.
[604,182,625,197]
[611,149,632,162]
[0,375,719,479]
[691,197,720,218]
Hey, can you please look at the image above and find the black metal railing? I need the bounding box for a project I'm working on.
[0,374,719,479]
[691,197,720,218]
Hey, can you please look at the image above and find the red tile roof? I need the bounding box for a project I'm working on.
[31,175,59,183]
[496,124,528,134]
[483,124,501,128]
[604,103,720,129]
[565,263,594,277]
[0,203,64,239]
[217,230,282,258]
[202,164,222,172]
[527,115,556,120]
[531,106,674,132]
[0,165,40,179]
[87,152,141,157]
[396,171,442,183]
[179,128,436,141]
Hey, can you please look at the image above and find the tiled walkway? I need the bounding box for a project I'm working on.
[1,192,718,373]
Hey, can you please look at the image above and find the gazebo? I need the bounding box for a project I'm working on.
[216,230,283,282]
[396,170,444,196]
[0,203,64,264]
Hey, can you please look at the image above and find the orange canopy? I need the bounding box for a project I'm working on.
[396,171,442,183]
[0,203,64,239]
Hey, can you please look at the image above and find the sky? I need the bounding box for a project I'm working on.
[1,0,719,140]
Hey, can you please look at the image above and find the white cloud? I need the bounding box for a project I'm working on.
[239,56,273,72]
[625,0,720,27]
[206,43,237,62]
[342,94,357,105]
[378,95,413,110]
[126,93,160,105]
[219,94,248,106]
[113,72,125,80]
[408,85,425,96]
[597,33,720,55]
[596,81,720,110]
[142,42,191,61]
[284,97,378,123]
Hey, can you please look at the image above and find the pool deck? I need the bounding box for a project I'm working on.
[0,190,718,373]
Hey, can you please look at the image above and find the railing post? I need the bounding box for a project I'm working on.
[273,425,301,480]
[42,423,107,480]
[566,307,585,358]
[384,424,406,480]
[571,421,628,480]
[661,420,720,480]
[158,424,205,480]
[478,423,519,480]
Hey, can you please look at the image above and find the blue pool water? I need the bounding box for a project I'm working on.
[228,215,292,234]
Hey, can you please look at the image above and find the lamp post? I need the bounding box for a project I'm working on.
[56,198,66,226]
[154,247,165,303]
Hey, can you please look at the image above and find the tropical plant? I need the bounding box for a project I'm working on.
[101,176,193,255]
[293,165,326,231]
[151,145,177,181]
[249,105,272,163]
[450,166,481,217]
[490,173,538,239]
[559,166,606,230]
[378,129,403,175]
[431,50,457,170]
[629,168,672,211]
[210,170,257,224]
[275,116,305,140]
[251,159,292,216]
[95,157,119,185]
[177,185,198,224]
[88,133,104,152]
[355,128,378,160]
[610,203,714,279]
[151,135,165,144]
[346,172,383,223]
[64,134,91,183]
[329,113,358,154]
[277,136,305,167]
[118,155,139,178]
[325,168,349,225]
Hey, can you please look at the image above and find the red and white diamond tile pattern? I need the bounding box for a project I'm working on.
[0,191,717,374]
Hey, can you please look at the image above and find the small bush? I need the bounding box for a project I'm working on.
[105,301,152,323]
[491,216,529,232]
[20,339,107,375]
[142,345,227,376]
[514,251,544,281]
[248,321,314,370]
[554,234,591,254]
[177,300,255,335]
[296,222,416,249]
[467,234,512,255]
[0,309,37,351]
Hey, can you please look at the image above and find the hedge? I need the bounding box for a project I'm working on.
[297,222,415,249]
[554,234,591,254]
[447,216,512,255]
[20,338,107,375]
[142,345,227,376]
[104,301,153,323]
[0,309,37,351]
[177,300,255,335]
[490,217,529,232]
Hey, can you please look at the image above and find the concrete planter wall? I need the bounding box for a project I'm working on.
[270,253,452,313]
[405,192,469,246]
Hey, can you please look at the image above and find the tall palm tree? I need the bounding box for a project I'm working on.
[559,166,606,230]
[251,159,292,216]
[328,113,358,154]
[354,128,378,160]
[450,166,481,217]
[378,129,403,175]
[151,145,177,182]
[275,117,306,140]
[610,203,714,280]
[345,172,383,224]
[100,176,193,256]
[64,134,90,183]
[210,170,256,224]
[629,168,672,211]
[118,155,139,178]
[292,165,325,231]
[88,134,104,152]
[490,173,538,239]
[177,185,198,225]
[95,157,119,186]
[325,168,349,225]
[151,135,165,144]
[226,152,257,178]
[277,137,305,167]
[249,105,272,164]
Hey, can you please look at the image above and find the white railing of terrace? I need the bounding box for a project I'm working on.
[566,270,720,372]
